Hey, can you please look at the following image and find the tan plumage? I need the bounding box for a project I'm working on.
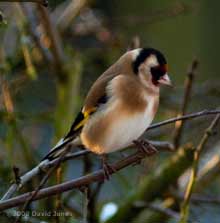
[43,48,171,160]
[82,49,135,113]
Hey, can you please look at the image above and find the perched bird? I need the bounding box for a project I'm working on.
[43,48,172,178]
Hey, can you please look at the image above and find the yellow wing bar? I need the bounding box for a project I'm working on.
[73,107,97,131]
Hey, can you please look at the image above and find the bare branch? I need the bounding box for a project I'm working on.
[134,200,180,220]
[14,146,70,223]
[21,4,53,63]
[196,155,220,192]
[173,59,199,148]
[173,190,220,205]
[179,114,220,223]
[1,109,220,201]
[105,146,194,223]
[1,141,172,201]
[0,147,168,211]
[12,166,21,186]
[127,35,141,51]
[56,0,87,33]
[37,5,65,77]
[148,109,220,130]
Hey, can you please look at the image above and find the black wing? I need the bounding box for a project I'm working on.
[42,94,108,161]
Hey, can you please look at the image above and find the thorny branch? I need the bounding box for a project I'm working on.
[1,141,173,201]
[1,109,220,203]
[0,146,170,211]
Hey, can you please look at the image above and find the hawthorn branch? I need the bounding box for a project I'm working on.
[1,109,220,201]
[1,141,173,201]
[1,108,219,212]
[0,146,168,211]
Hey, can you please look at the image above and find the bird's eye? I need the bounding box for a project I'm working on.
[151,65,167,81]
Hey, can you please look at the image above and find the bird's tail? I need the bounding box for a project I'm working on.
[41,136,81,161]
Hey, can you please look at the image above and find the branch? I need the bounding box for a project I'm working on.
[21,4,53,63]
[1,109,220,201]
[106,145,195,223]
[196,154,220,192]
[1,141,172,201]
[134,199,180,222]
[0,145,172,211]
[1,0,48,6]
[173,59,199,148]
[179,114,220,223]
[14,145,71,223]
[56,0,87,33]
[148,109,220,130]
[138,151,220,223]
[173,190,220,205]
[37,5,65,78]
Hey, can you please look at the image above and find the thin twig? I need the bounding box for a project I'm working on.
[173,190,220,205]
[127,35,141,51]
[37,5,65,77]
[14,145,73,222]
[82,187,88,223]
[1,78,35,168]
[21,4,53,63]
[55,167,62,223]
[173,59,199,148]
[82,154,94,222]
[195,155,220,192]
[56,0,87,33]
[179,114,220,223]
[148,109,220,130]
[12,166,21,186]
[134,200,180,220]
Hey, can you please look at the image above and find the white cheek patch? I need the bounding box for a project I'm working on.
[131,48,142,60]
[144,54,159,68]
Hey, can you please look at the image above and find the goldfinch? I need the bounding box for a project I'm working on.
[43,48,172,176]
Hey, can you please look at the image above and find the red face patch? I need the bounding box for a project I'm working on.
[160,64,168,73]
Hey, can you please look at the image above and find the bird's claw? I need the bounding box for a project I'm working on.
[133,140,158,156]
[103,163,116,180]
[101,155,116,180]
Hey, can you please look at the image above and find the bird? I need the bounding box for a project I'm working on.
[42,47,172,178]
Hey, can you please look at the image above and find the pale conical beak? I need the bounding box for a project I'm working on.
[158,73,173,87]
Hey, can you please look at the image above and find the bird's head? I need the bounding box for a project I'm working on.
[131,48,172,88]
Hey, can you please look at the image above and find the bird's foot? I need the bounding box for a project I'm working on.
[101,154,116,180]
[133,140,158,156]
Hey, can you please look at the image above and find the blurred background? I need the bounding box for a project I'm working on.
[0,0,220,222]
